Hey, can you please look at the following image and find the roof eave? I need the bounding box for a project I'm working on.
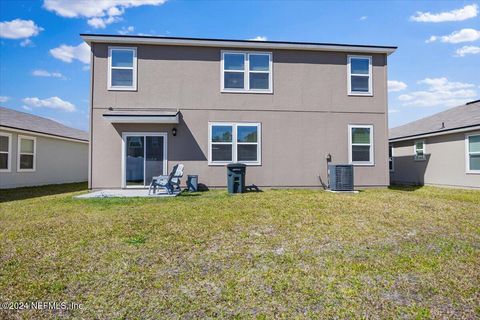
[0,125,89,143]
[80,35,397,55]
[389,124,480,142]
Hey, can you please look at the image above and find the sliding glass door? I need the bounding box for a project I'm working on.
[124,133,167,187]
[126,136,145,186]
[145,136,165,186]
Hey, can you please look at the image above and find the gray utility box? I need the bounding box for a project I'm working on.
[227,163,246,194]
[328,164,354,191]
[187,175,198,192]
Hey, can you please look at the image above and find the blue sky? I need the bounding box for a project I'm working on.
[1,0,479,131]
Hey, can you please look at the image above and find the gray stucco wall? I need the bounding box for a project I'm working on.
[90,43,389,189]
[0,130,88,189]
[390,130,480,188]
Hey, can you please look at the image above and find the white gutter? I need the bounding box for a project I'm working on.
[81,35,397,55]
[389,125,480,142]
[0,126,89,144]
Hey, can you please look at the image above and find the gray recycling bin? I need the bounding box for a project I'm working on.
[227,163,246,193]
[187,175,198,192]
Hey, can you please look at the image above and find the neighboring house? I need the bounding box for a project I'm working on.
[0,107,89,189]
[389,100,480,189]
[81,34,396,189]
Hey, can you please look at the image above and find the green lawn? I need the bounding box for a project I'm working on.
[1,184,479,319]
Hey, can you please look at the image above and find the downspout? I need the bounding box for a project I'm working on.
[88,42,94,189]
[384,53,390,187]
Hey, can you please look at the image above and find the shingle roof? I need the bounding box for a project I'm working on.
[389,100,480,141]
[0,107,88,142]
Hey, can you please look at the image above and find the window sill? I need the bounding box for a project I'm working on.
[0,169,11,173]
[208,162,262,166]
[17,169,35,172]
[221,89,272,94]
[414,158,426,161]
[350,162,375,166]
[466,170,480,174]
[108,87,137,92]
[348,92,373,97]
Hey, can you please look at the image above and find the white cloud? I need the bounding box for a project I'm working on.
[50,42,90,64]
[388,108,399,114]
[426,28,480,44]
[20,39,34,47]
[43,0,167,29]
[360,16,367,21]
[398,77,477,108]
[22,106,32,111]
[411,4,478,22]
[425,36,438,43]
[249,36,267,41]
[388,80,407,92]
[22,96,76,112]
[0,96,10,103]
[118,26,135,35]
[87,15,121,29]
[32,69,66,79]
[455,45,480,57]
[0,19,43,39]
[417,78,475,90]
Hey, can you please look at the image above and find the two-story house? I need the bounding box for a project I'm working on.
[81,34,396,189]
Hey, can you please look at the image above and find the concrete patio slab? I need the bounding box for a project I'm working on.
[75,189,181,199]
[326,190,359,194]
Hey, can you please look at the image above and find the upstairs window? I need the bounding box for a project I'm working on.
[18,135,36,172]
[209,122,261,165]
[466,134,480,173]
[347,55,372,96]
[221,51,272,93]
[0,132,11,172]
[414,140,426,161]
[349,124,374,165]
[108,47,137,91]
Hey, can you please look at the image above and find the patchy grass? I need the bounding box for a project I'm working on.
[0,184,479,319]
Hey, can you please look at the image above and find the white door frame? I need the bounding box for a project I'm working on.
[121,132,168,188]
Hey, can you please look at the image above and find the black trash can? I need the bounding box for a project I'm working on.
[227,163,246,193]
[187,175,198,192]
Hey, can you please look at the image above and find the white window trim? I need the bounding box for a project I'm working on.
[389,144,394,172]
[17,135,36,172]
[347,55,373,96]
[221,50,273,94]
[348,124,374,166]
[208,122,261,165]
[121,132,168,188]
[465,132,480,174]
[108,46,137,91]
[414,139,426,161]
[0,132,12,172]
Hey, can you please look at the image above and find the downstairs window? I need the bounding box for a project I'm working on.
[18,135,36,171]
[414,140,426,161]
[209,122,261,165]
[466,134,480,173]
[349,124,374,165]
